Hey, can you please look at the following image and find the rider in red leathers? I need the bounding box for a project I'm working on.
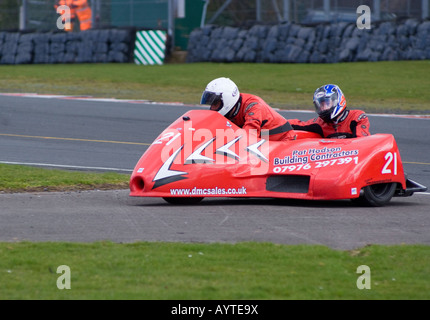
[200,77,295,141]
[289,84,370,138]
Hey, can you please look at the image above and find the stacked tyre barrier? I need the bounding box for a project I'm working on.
[0,28,135,65]
[186,19,430,63]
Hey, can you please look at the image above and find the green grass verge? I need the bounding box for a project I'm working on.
[0,164,129,193]
[1,241,428,300]
[1,61,429,113]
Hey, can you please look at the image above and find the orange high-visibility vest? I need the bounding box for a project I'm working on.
[73,0,92,30]
[54,0,92,31]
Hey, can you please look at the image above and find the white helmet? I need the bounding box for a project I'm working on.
[200,77,240,116]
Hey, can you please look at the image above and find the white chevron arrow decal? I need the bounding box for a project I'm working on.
[153,145,187,182]
[185,137,215,164]
[246,139,268,162]
[216,136,242,160]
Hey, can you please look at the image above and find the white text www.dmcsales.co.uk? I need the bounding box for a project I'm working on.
[170,186,247,196]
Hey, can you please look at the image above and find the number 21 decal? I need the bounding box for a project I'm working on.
[382,152,397,175]
[152,131,181,146]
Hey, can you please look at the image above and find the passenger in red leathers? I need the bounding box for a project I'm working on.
[200,77,295,141]
[289,84,370,138]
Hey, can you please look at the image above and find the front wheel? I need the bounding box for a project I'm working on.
[353,183,397,207]
[162,197,204,205]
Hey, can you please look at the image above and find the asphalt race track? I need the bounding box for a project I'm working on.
[1,94,429,250]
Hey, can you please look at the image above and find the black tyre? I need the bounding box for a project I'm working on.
[162,197,204,205]
[355,183,397,207]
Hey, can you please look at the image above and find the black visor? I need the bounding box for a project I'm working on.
[201,91,223,110]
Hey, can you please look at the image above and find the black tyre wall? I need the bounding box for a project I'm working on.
[0,28,136,65]
[186,19,430,63]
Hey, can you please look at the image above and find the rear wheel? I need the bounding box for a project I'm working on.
[353,183,397,207]
[162,197,204,205]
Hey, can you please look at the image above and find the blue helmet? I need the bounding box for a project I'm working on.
[313,84,347,123]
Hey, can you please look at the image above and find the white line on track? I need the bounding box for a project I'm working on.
[1,93,429,118]
[0,93,200,108]
[0,161,132,173]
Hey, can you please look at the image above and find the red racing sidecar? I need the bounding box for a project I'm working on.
[129,110,426,206]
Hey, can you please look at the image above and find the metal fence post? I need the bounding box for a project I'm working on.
[19,0,27,30]
[168,0,175,51]
[423,0,429,19]
[91,0,96,29]
[283,0,290,22]
[201,0,209,27]
[373,0,381,21]
[256,0,261,21]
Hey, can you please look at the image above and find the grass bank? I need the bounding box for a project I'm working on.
[0,164,129,193]
[1,61,429,113]
[1,241,429,300]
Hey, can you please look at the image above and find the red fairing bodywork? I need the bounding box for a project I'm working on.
[130,110,409,201]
